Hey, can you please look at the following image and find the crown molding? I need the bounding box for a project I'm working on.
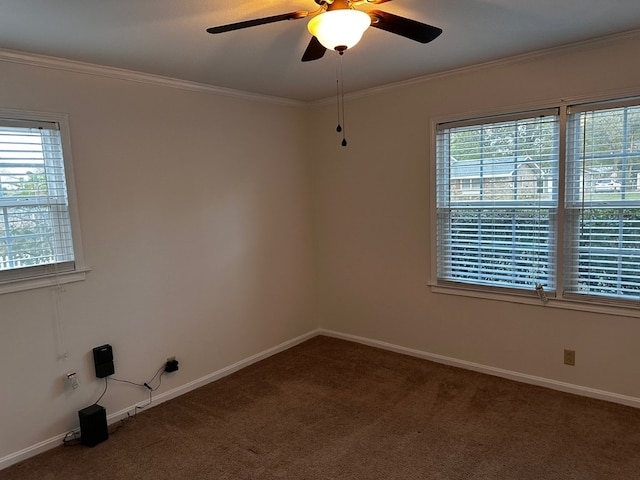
[0,48,305,107]
[2,27,638,108]
[311,28,640,106]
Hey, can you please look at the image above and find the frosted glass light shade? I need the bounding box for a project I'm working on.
[307,9,371,51]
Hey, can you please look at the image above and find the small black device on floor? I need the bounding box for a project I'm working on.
[93,344,115,378]
[78,404,108,447]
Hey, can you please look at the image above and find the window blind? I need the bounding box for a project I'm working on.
[436,111,559,292]
[0,119,75,280]
[564,101,640,301]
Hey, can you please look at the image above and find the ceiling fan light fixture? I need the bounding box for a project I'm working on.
[307,9,371,52]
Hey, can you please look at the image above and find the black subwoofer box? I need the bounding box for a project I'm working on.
[78,404,108,447]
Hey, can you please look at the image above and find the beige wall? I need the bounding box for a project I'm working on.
[310,33,640,397]
[0,61,315,461]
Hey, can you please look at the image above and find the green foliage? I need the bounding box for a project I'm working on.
[447,208,551,288]
[0,170,48,197]
[0,171,54,268]
[450,117,557,164]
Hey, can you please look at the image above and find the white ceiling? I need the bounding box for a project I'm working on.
[1,0,639,102]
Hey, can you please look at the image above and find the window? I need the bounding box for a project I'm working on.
[0,110,85,293]
[433,96,640,310]
[436,110,559,295]
[565,100,640,303]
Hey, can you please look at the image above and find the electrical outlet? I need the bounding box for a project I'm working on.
[564,349,576,366]
[167,355,176,363]
[65,371,80,390]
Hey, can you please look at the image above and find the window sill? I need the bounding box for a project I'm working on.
[0,268,90,295]
[430,283,640,319]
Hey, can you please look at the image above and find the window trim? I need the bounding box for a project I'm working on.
[429,91,640,318]
[0,108,88,295]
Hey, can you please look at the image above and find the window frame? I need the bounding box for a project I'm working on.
[430,93,640,317]
[435,108,560,297]
[0,108,87,295]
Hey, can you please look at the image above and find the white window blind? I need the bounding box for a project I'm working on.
[436,110,559,293]
[565,101,640,301]
[0,118,75,282]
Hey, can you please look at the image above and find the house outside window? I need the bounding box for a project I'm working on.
[433,97,640,310]
[0,109,86,293]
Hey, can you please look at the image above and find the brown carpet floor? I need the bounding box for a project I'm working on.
[2,335,640,479]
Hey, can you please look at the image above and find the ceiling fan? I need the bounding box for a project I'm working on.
[206,0,443,62]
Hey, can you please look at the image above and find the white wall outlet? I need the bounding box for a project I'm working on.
[66,371,80,390]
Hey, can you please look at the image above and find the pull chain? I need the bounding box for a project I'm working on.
[336,77,342,133]
[335,53,347,147]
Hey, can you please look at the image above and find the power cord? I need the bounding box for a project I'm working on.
[109,377,144,387]
[63,417,129,447]
[63,429,81,446]
[94,377,108,405]
[111,364,165,391]
[107,364,166,416]
[146,364,166,391]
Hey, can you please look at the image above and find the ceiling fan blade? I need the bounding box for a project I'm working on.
[207,11,309,34]
[301,36,327,62]
[314,0,391,5]
[368,10,442,43]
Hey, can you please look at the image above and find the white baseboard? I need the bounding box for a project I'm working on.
[0,329,320,471]
[318,328,640,409]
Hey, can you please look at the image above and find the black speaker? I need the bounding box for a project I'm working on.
[78,404,108,447]
[93,344,114,378]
